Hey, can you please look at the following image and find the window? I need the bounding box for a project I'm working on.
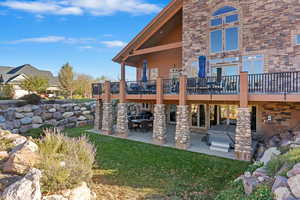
[211,65,239,76]
[243,55,264,74]
[210,6,239,53]
[296,34,300,45]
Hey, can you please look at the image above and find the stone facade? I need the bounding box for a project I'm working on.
[102,102,113,135]
[116,103,128,138]
[235,108,252,161]
[153,104,167,144]
[182,0,300,73]
[94,100,103,131]
[0,102,95,134]
[175,105,190,149]
[260,103,300,137]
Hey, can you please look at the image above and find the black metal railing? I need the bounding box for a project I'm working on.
[163,79,179,94]
[92,83,103,96]
[126,80,156,95]
[248,71,300,94]
[110,82,120,94]
[187,75,240,95]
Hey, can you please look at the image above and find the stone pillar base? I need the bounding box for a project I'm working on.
[94,100,103,131]
[102,102,113,135]
[175,105,190,149]
[235,108,252,161]
[116,103,128,138]
[153,104,167,144]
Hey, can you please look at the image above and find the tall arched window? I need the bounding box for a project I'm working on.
[210,6,239,53]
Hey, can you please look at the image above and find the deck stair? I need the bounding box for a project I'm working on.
[208,127,235,153]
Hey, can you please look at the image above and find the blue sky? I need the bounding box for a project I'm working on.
[0,0,170,80]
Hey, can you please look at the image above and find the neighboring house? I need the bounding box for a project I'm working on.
[0,64,60,99]
[93,0,300,161]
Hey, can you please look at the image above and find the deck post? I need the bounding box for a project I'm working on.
[153,77,167,144]
[235,72,252,161]
[175,75,190,149]
[102,81,113,135]
[116,63,129,138]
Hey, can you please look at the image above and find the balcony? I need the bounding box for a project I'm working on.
[92,71,300,103]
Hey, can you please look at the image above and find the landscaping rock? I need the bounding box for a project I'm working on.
[69,182,91,200]
[4,110,15,121]
[0,174,22,194]
[274,187,293,200]
[19,125,32,134]
[12,120,21,129]
[42,112,52,120]
[15,113,24,119]
[78,116,87,121]
[288,174,300,198]
[63,112,74,118]
[80,107,87,111]
[287,163,300,178]
[20,117,32,125]
[23,106,33,113]
[49,108,56,113]
[32,124,42,129]
[32,116,43,124]
[53,112,63,120]
[0,151,9,160]
[242,176,259,195]
[260,147,281,165]
[1,168,41,200]
[32,105,39,110]
[74,106,80,111]
[3,141,39,174]
[82,111,91,115]
[1,134,27,147]
[24,113,34,118]
[0,116,6,123]
[272,176,288,192]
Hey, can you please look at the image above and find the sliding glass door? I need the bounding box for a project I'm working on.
[191,104,206,128]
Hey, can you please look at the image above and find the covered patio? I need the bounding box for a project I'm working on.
[90,125,236,160]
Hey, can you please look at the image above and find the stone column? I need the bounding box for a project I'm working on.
[235,107,252,161]
[94,99,103,131]
[175,105,191,149]
[102,102,113,135]
[153,104,167,144]
[116,103,128,138]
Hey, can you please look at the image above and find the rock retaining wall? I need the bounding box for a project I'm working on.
[0,101,96,134]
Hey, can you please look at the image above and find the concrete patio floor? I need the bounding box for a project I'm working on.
[89,125,236,160]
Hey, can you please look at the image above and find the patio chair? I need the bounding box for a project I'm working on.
[140,120,153,133]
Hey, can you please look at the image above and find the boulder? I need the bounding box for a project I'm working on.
[272,176,288,192]
[15,113,24,119]
[1,134,27,147]
[78,116,87,121]
[82,111,91,115]
[253,167,268,178]
[53,112,63,120]
[20,117,32,125]
[32,116,43,124]
[63,112,74,118]
[19,125,32,134]
[3,141,39,174]
[242,176,259,195]
[32,124,42,129]
[260,147,281,165]
[80,107,87,111]
[24,113,34,118]
[0,174,22,194]
[288,174,300,198]
[22,106,33,113]
[1,168,41,200]
[268,135,281,147]
[48,108,56,113]
[287,163,300,178]
[12,120,21,129]
[0,116,6,123]
[274,187,293,200]
[31,105,39,111]
[69,182,91,200]
[4,110,15,121]
[74,106,80,111]
[42,112,52,121]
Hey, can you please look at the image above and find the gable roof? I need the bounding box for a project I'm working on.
[0,64,59,86]
[112,0,182,64]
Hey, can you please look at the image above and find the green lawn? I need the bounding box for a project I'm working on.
[63,126,249,200]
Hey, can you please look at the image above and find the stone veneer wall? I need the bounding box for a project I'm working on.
[116,103,128,137]
[102,102,113,135]
[0,101,95,134]
[175,105,191,149]
[94,100,103,131]
[235,108,252,161]
[260,103,300,136]
[153,104,167,144]
[182,0,300,73]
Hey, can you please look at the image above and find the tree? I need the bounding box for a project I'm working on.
[20,76,49,95]
[95,75,109,83]
[58,63,75,98]
[73,74,94,98]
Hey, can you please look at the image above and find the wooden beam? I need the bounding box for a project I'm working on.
[131,42,182,56]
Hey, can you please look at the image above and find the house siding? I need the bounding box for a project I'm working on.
[182,0,300,73]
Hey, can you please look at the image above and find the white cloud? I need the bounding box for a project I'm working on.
[0,0,161,16]
[79,45,93,49]
[101,40,127,48]
[6,36,95,44]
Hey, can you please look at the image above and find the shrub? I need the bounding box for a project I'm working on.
[0,84,14,99]
[215,181,273,200]
[24,124,55,139]
[36,128,96,193]
[266,148,300,177]
[19,94,41,105]
[0,138,14,152]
